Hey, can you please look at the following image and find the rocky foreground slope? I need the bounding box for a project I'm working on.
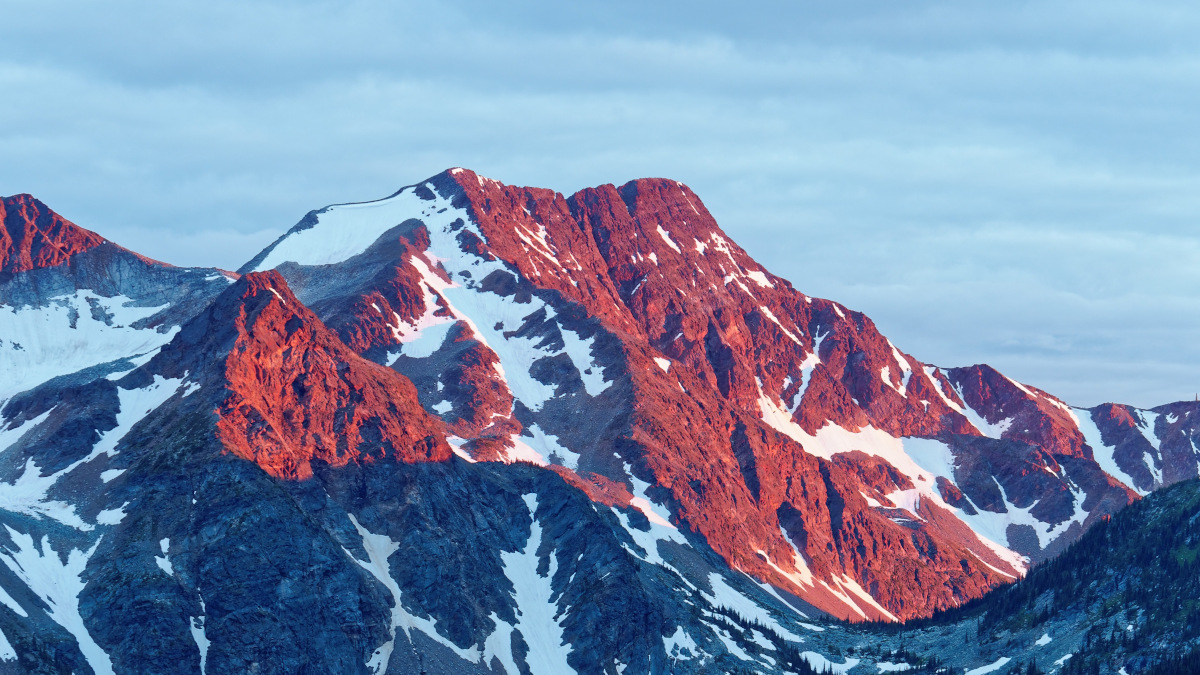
[0,177,1196,674]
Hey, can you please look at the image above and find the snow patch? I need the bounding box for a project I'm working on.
[500,494,575,675]
[259,184,611,414]
[966,656,1011,674]
[155,538,173,575]
[0,408,54,458]
[191,597,210,675]
[1075,409,1150,495]
[758,306,801,345]
[0,290,177,406]
[344,514,483,673]
[503,435,551,466]
[819,574,899,622]
[760,525,815,591]
[624,467,675,528]
[0,528,112,674]
[755,395,1029,575]
[558,326,609,397]
[447,436,474,463]
[789,330,828,411]
[703,574,801,643]
[518,424,579,470]
[800,652,860,674]
[95,504,127,525]
[882,340,913,397]
[712,628,752,662]
[0,582,28,618]
[884,489,924,522]
[614,469,690,566]
[656,225,682,254]
[663,627,698,661]
[654,357,671,372]
[745,270,774,289]
[0,626,14,662]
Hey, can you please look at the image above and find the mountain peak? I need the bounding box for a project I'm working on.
[1,193,107,277]
[231,268,292,306]
[199,270,453,480]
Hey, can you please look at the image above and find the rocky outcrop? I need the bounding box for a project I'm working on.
[164,270,453,479]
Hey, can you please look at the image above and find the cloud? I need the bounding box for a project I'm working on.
[1,0,1198,407]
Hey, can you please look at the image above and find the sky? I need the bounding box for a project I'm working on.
[2,0,1198,408]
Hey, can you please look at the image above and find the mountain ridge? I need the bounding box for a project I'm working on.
[0,172,1197,674]
[232,167,1195,620]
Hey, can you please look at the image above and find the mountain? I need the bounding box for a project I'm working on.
[0,174,1196,674]
[242,169,1198,617]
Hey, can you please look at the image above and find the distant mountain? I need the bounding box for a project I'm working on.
[0,194,234,406]
[0,173,1196,674]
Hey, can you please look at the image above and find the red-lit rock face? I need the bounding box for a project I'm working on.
[1,194,106,276]
[248,170,1028,620]
[246,169,1157,621]
[215,271,451,480]
[427,170,1136,619]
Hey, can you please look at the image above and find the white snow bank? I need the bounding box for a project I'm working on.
[1074,408,1156,494]
[801,652,860,674]
[344,514,482,674]
[0,626,14,661]
[663,626,698,660]
[0,528,112,674]
[966,657,1011,674]
[0,290,176,406]
[499,494,575,675]
[257,185,611,418]
[656,225,682,254]
[155,538,174,575]
[703,574,801,643]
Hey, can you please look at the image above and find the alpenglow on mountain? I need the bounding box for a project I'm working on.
[0,172,1196,674]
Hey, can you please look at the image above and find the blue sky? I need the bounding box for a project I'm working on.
[3,0,1198,407]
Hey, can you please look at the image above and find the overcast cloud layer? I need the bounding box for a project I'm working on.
[2,0,1198,408]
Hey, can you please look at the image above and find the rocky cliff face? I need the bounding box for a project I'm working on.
[0,175,1197,674]
[243,169,1193,620]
